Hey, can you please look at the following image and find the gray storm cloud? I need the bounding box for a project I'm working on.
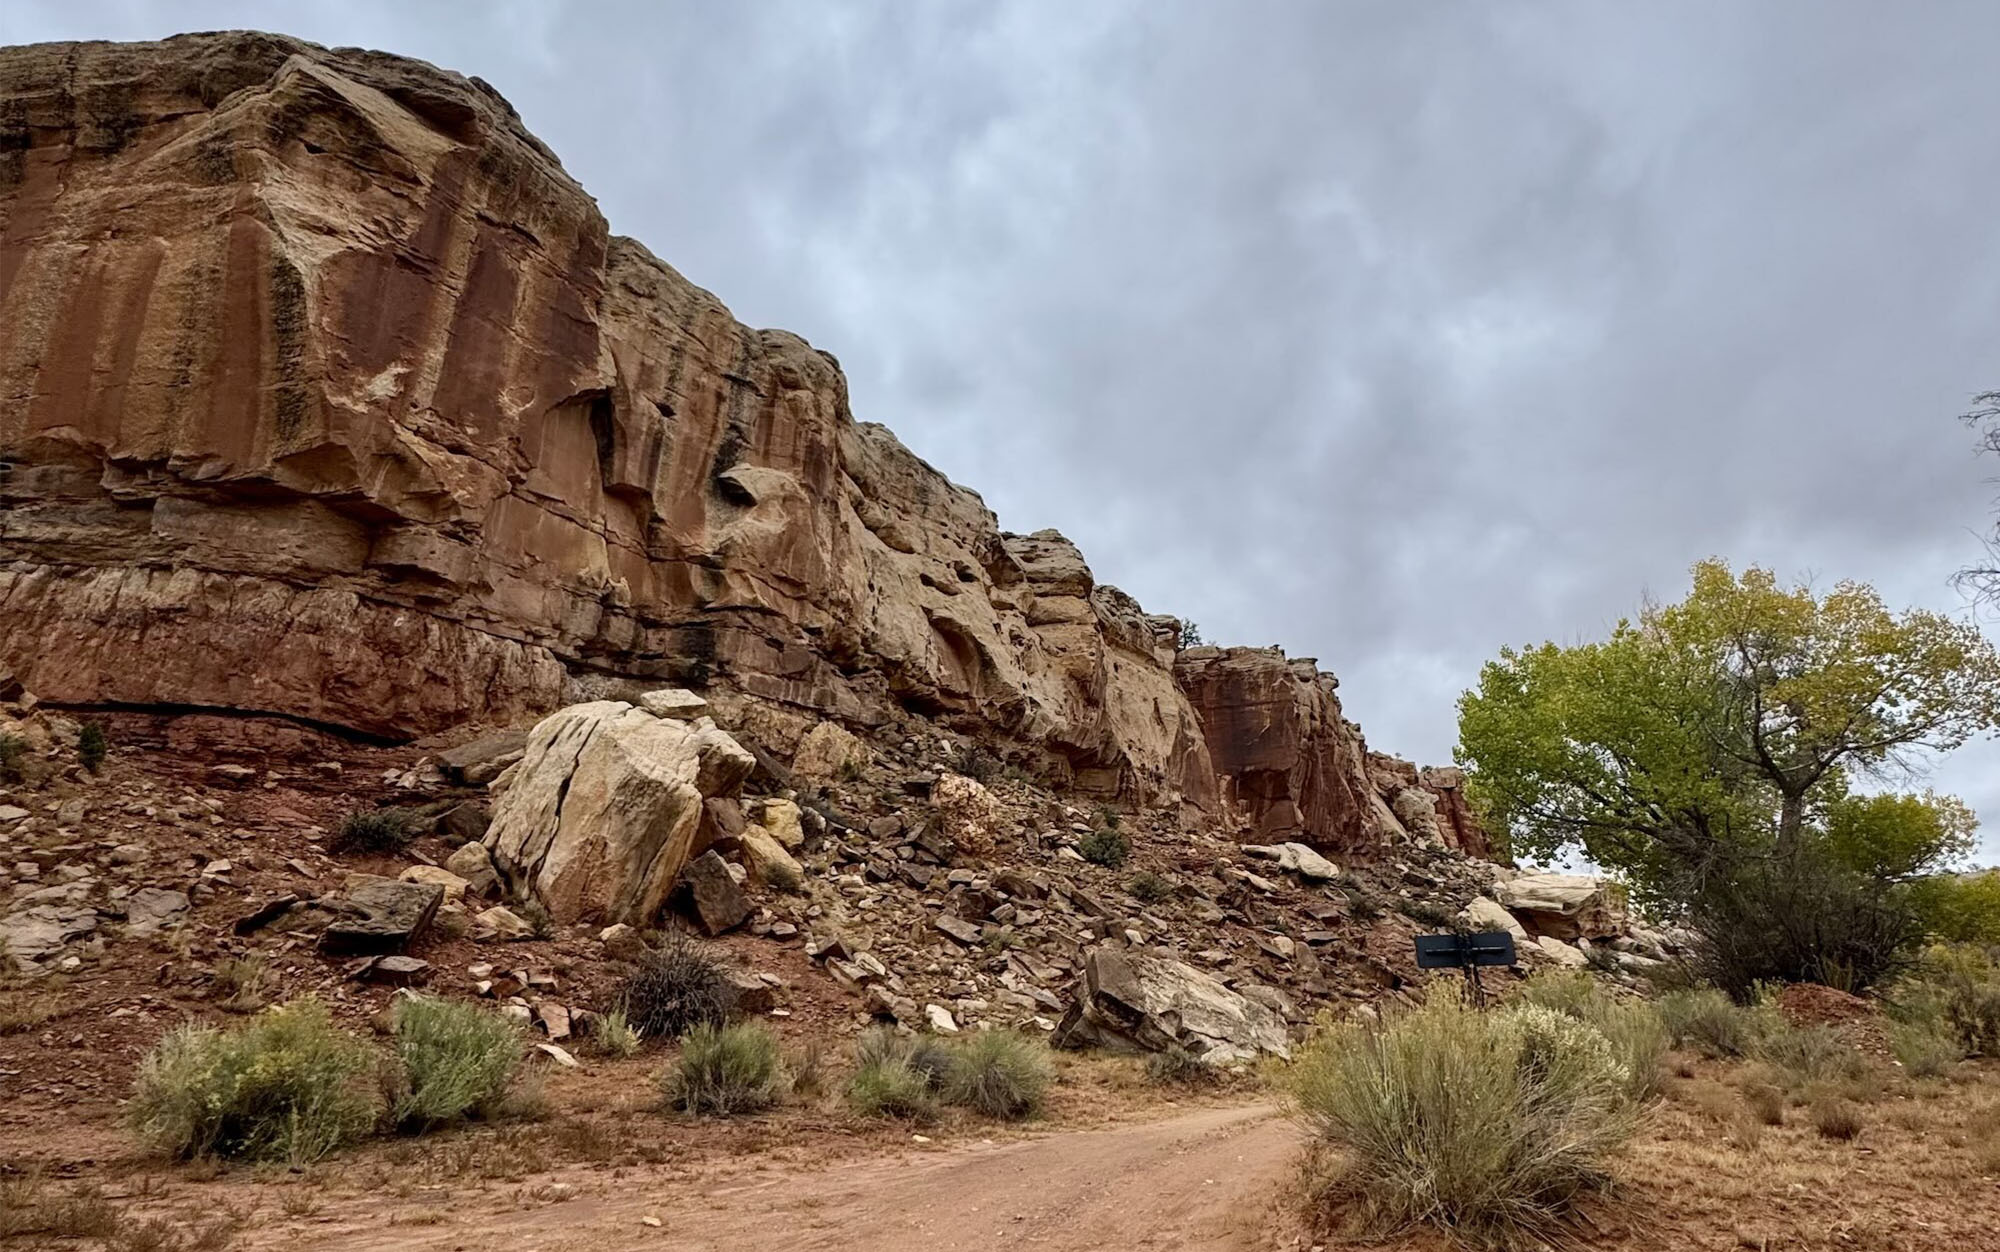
[9,1,1999,850]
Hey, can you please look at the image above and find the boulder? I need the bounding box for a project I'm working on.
[0,903,98,970]
[1282,842,1339,881]
[484,702,755,925]
[472,905,536,942]
[753,798,806,851]
[1493,873,1628,941]
[445,841,502,898]
[1458,896,1530,946]
[680,850,749,935]
[1052,946,1291,1065]
[598,923,647,962]
[790,721,867,780]
[319,875,444,955]
[735,827,805,890]
[400,865,470,901]
[1390,788,1444,846]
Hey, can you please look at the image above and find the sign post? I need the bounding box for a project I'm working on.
[1413,930,1517,1007]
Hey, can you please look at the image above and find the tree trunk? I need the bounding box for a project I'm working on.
[1777,792,1805,858]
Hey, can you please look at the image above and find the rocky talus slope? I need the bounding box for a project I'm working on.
[0,32,1476,857]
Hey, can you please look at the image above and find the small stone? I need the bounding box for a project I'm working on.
[0,805,28,824]
[124,887,190,936]
[360,955,431,986]
[399,864,471,901]
[933,914,983,946]
[640,1216,663,1228]
[599,922,647,961]
[536,1002,573,1040]
[924,1004,959,1034]
[534,1041,579,1068]
[108,843,149,866]
[207,764,256,786]
[680,850,749,935]
[473,905,536,942]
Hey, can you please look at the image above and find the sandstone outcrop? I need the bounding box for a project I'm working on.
[0,33,1216,808]
[1051,946,1291,1065]
[483,698,755,925]
[0,32,1476,855]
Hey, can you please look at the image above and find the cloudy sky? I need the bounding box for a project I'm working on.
[11,3,2000,854]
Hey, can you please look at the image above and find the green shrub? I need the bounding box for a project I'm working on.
[328,808,418,856]
[1127,871,1174,904]
[1753,1022,1871,1091]
[942,1030,1052,1120]
[1891,944,2000,1056]
[1079,828,1129,868]
[77,722,107,774]
[849,1053,939,1119]
[852,1027,955,1090]
[127,1000,376,1164]
[1287,995,1635,1250]
[1516,971,1599,1019]
[662,1022,783,1116]
[1515,972,1666,1103]
[0,735,26,785]
[389,996,524,1130]
[1686,847,1923,998]
[1657,987,1780,1059]
[1887,1018,1962,1079]
[619,932,733,1040]
[1144,1045,1220,1088]
[590,1008,642,1059]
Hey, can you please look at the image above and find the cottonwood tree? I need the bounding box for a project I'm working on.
[1458,560,2000,901]
[1459,561,2000,989]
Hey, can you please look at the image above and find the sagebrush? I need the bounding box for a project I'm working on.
[1288,994,1637,1250]
[663,1022,783,1116]
[389,996,524,1129]
[942,1030,1052,1120]
[127,999,376,1164]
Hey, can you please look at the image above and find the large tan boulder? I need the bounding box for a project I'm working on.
[484,701,755,925]
[1459,896,1530,946]
[1051,947,1291,1065]
[1493,873,1628,941]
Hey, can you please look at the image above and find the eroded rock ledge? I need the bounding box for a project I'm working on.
[0,32,1475,854]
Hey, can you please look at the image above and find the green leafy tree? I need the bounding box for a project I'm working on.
[1459,561,2000,910]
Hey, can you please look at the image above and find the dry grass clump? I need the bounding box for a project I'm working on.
[1811,1097,1865,1140]
[328,808,420,856]
[846,1027,1051,1121]
[942,1030,1052,1120]
[661,1022,784,1116]
[1657,987,1782,1059]
[127,999,376,1164]
[1288,994,1639,1250]
[1753,1022,1871,1092]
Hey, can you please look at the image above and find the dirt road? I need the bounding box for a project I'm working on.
[280,1103,1303,1252]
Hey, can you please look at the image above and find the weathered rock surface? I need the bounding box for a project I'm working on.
[1493,873,1628,941]
[1175,648,1379,851]
[484,701,755,925]
[0,32,1220,808]
[1052,946,1291,1065]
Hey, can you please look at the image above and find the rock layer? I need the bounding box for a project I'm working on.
[0,33,1478,854]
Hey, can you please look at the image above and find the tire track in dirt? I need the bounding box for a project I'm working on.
[288,1102,1302,1252]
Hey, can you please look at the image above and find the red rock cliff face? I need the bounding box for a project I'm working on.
[0,33,1212,805]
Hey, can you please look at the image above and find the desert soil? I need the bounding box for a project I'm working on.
[233,1102,1302,1252]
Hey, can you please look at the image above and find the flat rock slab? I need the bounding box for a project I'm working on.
[124,887,190,935]
[0,903,98,967]
[318,875,444,955]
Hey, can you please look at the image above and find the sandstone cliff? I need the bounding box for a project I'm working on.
[0,32,1475,854]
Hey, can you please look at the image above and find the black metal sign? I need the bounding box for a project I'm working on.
[1414,930,1517,1006]
[1414,931,1517,969]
